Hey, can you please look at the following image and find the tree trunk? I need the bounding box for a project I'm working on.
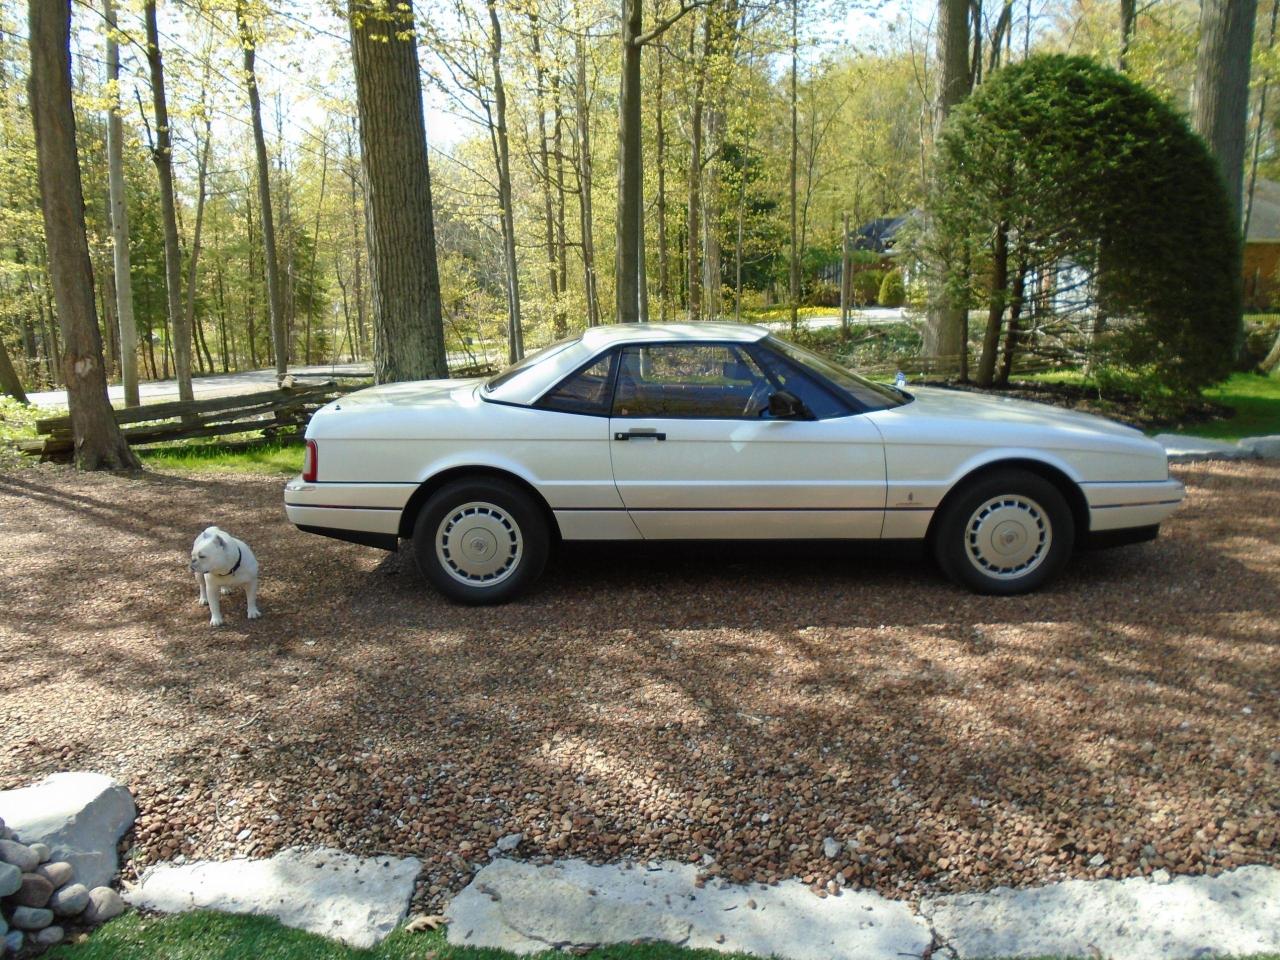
[840,212,850,334]
[1192,0,1258,233]
[656,38,669,323]
[28,0,138,469]
[1119,0,1137,70]
[553,80,568,329]
[531,20,564,339]
[104,0,138,407]
[575,35,601,327]
[237,1,288,378]
[688,17,705,323]
[997,257,1026,386]
[923,0,972,371]
[487,0,523,362]
[787,0,799,333]
[616,0,644,322]
[0,339,27,403]
[348,0,448,382]
[1245,0,1279,242]
[975,220,1008,387]
[184,110,213,381]
[144,1,192,402]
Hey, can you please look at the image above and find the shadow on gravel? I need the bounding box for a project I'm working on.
[0,462,1276,910]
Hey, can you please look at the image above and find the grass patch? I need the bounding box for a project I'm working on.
[48,912,761,960]
[45,912,1280,960]
[1018,370,1280,440]
[1176,372,1280,440]
[140,439,303,475]
[0,396,44,469]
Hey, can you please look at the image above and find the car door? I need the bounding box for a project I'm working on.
[607,342,886,540]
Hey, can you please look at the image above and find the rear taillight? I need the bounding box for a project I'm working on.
[302,440,318,482]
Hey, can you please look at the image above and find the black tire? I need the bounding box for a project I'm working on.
[412,477,549,605]
[932,468,1075,595]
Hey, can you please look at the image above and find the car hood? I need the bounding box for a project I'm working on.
[893,385,1144,441]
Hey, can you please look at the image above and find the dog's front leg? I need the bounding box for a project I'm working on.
[206,576,224,627]
[245,576,261,620]
[195,570,208,606]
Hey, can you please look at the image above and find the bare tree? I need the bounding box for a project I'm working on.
[143,1,193,401]
[104,0,138,407]
[237,0,289,378]
[487,0,523,361]
[348,0,448,382]
[28,0,138,469]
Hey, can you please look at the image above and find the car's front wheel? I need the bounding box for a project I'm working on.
[933,469,1074,595]
[412,477,549,605]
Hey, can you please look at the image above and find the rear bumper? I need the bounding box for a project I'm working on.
[1081,478,1184,533]
[284,478,411,550]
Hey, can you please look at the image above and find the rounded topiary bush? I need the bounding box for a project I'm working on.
[851,269,883,305]
[934,54,1241,395]
[878,268,906,307]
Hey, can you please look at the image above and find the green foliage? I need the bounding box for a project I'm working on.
[1241,314,1280,370]
[851,269,883,305]
[933,54,1242,397]
[878,268,905,307]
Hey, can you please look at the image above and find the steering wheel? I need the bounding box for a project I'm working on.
[743,381,772,417]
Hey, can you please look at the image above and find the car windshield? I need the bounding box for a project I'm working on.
[484,337,580,392]
[765,336,909,410]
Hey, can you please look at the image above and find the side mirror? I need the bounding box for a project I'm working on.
[768,389,810,419]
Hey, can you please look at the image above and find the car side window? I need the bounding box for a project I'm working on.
[612,344,772,418]
[750,345,851,420]
[537,352,617,416]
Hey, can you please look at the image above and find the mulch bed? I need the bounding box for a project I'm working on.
[0,463,1276,913]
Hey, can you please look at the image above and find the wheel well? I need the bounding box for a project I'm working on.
[926,458,1089,545]
[397,466,562,541]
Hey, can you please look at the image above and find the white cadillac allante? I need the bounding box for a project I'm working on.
[284,323,1182,603]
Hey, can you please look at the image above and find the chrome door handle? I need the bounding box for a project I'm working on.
[614,430,666,441]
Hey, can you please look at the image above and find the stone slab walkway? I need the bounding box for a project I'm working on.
[448,858,1280,960]
[124,847,420,949]
[1155,432,1280,463]
[447,859,932,959]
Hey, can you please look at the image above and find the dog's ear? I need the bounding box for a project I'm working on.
[214,534,226,547]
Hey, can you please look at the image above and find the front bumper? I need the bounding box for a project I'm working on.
[1081,478,1185,532]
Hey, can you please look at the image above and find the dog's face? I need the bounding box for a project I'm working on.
[190,529,234,575]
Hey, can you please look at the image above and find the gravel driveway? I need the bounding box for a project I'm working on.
[0,463,1276,913]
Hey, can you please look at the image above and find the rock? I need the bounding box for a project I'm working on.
[447,857,932,959]
[823,837,842,859]
[12,872,54,908]
[35,862,74,889]
[9,906,53,931]
[1238,435,1280,460]
[82,887,125,924]
[32,926,63,948]
[0,773,136,890]
[495,832,523,853]
[0,840,37,873]
[28,843,50,864]
[1087,853,1107,868]
[1150,869,1171,885]
[920,864,1280,960]
[49,882,90,917]
[2,931,22,955]
[125,847,420,949]
[0,862,20,898]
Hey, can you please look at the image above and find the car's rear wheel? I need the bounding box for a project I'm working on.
[412,478,549,605]
[933,469,1074,595]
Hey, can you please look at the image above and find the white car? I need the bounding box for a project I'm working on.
[285,323,1182,603]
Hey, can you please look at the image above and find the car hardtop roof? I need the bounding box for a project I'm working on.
[579,322,770,350]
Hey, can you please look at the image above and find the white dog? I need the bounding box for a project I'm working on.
[189,526,261,627]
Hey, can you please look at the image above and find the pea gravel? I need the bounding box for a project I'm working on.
[0,462,1275,916]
